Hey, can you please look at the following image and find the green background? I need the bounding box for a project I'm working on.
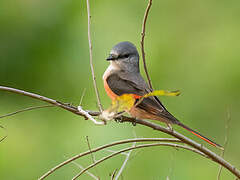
[0,0,240,179]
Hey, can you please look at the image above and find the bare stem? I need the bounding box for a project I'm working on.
[86,0,103,112]
[115,142,136,180]
[0,125,7,143]
[86,136,96,164]
[141,0,153,89]
[38,138,188,179]
[71,142,207,180]
[66,156,99,180]
[0,86,100,119]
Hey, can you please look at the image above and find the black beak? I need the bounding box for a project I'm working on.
[106,54,117,61]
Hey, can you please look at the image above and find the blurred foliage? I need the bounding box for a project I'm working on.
[0,0,240,179]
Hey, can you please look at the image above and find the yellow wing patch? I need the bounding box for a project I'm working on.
[109,90,180,114]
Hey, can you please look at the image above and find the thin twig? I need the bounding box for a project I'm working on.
[115,142,136,180]
[0,86,100,117]
[86,136,96,164]
[68,157,99,180]
[167,150,176,180]
[71,142,207,180]
[79,88,86,106]
[111,169,118,180]
[0,86,102,124]
[217,108,231,180]
[0,105,54,119]
[115,131,137,179]
[86,0,103,112]
[104,149,128,156]
[38,138,205,180]
[0,135,7,143]
[0,125,7,143]
[141,0,153,89]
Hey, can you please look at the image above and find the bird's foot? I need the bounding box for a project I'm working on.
[114,111,125,123]
[131,118,137,126]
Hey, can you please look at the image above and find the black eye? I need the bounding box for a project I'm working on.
[123,54,129,58]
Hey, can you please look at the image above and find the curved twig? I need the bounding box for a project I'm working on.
[38,138,188,179]
[0,86,100,118]
[141,0,153,89]
[0,105,54,119]
[71,142,208,180]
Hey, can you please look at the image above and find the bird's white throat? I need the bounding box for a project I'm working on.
[103,62,119,80]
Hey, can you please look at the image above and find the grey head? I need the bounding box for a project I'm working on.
[106,41,140,73]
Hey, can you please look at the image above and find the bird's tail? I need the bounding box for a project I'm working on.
[177,122,223,150]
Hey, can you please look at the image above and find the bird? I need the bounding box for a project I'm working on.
[103,41,222,148]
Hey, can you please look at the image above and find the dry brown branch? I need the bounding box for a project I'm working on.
[86,0,103,112]
[141,0,153,89]
[1,85,240,179]
[71,142,207,180]
[0,86,91,117]
[0,86,102,124]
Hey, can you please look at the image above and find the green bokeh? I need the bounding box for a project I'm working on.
[0,0,240,179]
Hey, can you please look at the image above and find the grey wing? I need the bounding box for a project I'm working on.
[106,73,145,96]
[106,73,179,123]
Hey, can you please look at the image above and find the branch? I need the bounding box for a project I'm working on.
[71,142,207,180]
[1,85,239,179]
[86,0,103,112]
[141,0,153,89]
[38,138,188,179]
[0,86,100,119]
[117,117,240,178]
